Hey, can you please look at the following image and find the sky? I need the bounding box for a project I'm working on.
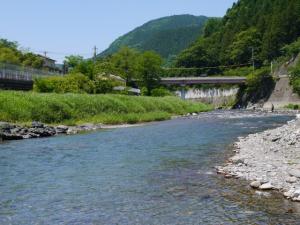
[0,0,237,63]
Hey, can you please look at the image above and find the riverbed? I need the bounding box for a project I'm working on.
[0,111,299,224]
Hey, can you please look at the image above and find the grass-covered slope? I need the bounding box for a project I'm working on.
[0,91,212,125]
[99,15,208,62]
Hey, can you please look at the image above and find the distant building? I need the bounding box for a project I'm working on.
[38,55,62,73]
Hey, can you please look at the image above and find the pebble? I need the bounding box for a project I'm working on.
[217,116,300,201]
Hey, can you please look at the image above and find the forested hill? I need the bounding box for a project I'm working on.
[176,0,300,68]
[98,15,209,63]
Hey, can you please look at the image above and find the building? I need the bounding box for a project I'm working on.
[38,55,62,73]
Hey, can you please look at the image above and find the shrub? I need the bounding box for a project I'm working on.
[290,62,300,96]
[151,87,174,97]
[94,77,113,94]
[34,73,94,94]
[245,67,275,101]
[282,38,300,57]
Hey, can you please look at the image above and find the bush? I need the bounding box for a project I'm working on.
[245,67,275,101]
[151,87,174,97]
[282,38,300,57]
[286,104,299,110]
[94,77,113,94]
[290,62,300,96]
[34,73,94,94]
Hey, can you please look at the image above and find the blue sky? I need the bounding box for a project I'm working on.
[0,0,236,63]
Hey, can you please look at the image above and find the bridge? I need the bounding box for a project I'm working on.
[160,76,246,99]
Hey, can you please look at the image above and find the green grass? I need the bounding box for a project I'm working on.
[0,91,212,125]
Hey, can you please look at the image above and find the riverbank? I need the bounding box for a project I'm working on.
[0,91,211,124]
[217,114,300,202]
[0,91,212,141]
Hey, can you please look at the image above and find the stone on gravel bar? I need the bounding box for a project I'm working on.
[259,183,274,190]
[250,181,261,189]
[288,169,300,178]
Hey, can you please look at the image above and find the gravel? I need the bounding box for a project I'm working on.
[216,114,300,201]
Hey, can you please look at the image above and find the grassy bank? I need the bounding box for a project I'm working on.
[0,91,212,125]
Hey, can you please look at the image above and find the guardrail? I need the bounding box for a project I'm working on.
[0,63,61,81]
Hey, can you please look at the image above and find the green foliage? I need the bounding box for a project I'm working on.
[202,18,222,38]
[0,38,47,69]
[245,67,275,100]
[285,104,299,110]
[162,68,207,77]
[289,61,300,95]
[227,28,261,64]
[98,15,209,63]
[282,38,300,57]
[21,53,44,69]
[151,87,174,97]
[223,66,254,77]
[34,73,94,94]
[0,91,212,124]
[0,47,20,64]
[64,55,84,68]
[137,51,163,95]
[176,0,300,68]
[110,47,139,83]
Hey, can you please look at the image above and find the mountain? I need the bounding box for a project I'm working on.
[98,15,209,63]
[176,0,300,69]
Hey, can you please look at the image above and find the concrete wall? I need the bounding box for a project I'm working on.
[176,88,239,107]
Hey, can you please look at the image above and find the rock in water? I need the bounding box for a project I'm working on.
[250,181,261,189]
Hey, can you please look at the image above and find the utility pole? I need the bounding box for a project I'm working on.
[93,46,98,63]
[43,51,48,58]
[251,47,255,72]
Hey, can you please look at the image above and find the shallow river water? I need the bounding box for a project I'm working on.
[1,111,300,225]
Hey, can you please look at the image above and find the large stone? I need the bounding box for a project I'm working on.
[284,189,295,198]
[31,121,45,128]
[259,183,274,190]
[250,181,261,189]
[55,125,69,134]
[288,169,300,178]
[0,122,15,131]
[286,176,298,183]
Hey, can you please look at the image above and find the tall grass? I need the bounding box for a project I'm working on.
[0,91,212,125]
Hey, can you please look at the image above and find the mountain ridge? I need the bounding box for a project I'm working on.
[98,14,209,63]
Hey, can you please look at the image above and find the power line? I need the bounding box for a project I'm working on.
[32,50,92,56]
[164,63,252,70]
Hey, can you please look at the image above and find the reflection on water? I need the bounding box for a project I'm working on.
[0,111,299,224]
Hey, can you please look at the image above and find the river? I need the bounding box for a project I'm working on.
[0,111,299,224]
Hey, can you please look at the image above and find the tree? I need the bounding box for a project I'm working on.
[0,39,18,50]
[0,47,20,64]
[137,51,163,95]
[111,47,139,83]
[64,55,84,68]
[227,28,262,65]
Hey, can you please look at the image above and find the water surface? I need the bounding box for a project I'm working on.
[0,111,299,224]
